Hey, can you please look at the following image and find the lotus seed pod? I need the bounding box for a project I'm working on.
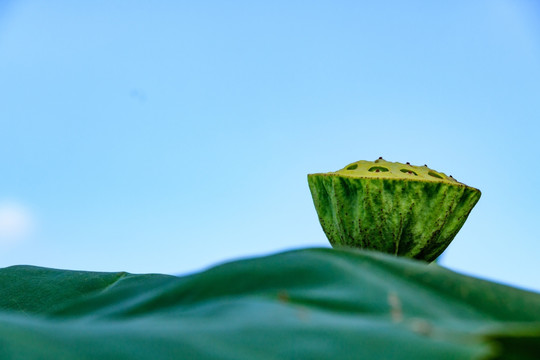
[307,159,481,262]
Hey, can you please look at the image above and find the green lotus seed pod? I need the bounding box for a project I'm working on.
[307,158,481,262]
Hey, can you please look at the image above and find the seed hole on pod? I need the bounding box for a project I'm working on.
[400,169,417,175]
[346,164,358,170]
[428,171,443,179]
[368,166,389,172]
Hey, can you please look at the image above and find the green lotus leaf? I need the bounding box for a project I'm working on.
[1,248,539,359]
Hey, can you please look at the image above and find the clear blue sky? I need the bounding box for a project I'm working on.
[1,1,539,291]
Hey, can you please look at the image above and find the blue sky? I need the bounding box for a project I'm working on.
[1,1,539,291]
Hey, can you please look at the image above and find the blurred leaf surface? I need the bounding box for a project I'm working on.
[1,248,539,359]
